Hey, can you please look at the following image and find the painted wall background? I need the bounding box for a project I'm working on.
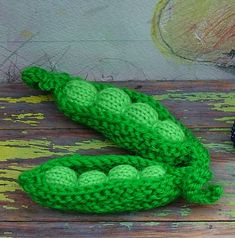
[0,0,234,82]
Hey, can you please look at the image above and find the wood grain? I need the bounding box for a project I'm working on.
[0,222,235,238]
[0,80,234,237]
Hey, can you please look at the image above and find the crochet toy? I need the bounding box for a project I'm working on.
[18,66,223,213]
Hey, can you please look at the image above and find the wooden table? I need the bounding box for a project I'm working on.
[0,80,235,238]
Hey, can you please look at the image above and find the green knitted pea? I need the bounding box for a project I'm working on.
[141,165,166,179]
[63,80,97,108]
[95,87,131,114]
[108,165,139,180]
[124,103,158,126]
[153,120,185,142]
[45,166,77,188]
[78,170,107,187]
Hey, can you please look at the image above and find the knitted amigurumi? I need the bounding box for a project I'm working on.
[18,66,223,214]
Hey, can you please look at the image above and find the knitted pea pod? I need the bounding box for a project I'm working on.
[18,154,221,213]
[20,66,223,210]
[21,67,204,165]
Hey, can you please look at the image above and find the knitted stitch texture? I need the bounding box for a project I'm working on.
[108,165,139,180]
[19,155,182,213]
[78,170,107,187]
[18,66,223,213]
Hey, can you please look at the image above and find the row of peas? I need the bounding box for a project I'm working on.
[64,80,185,142]
[45,164,166,189]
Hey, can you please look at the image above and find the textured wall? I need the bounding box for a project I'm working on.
[0,0,234,82]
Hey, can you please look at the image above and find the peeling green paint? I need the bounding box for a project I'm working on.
[171,222,180,228]
[154,92,235,113]
[119,222,134,231]
[166,89,183,92]
[0,165,30,202]
[215,117,235,124]
[3,113,45,126]
[228,201,235,206]
[154,209,171,217]
[2,231,13,238]
[205,142,235,153]
[144,222,160,226]
[0,139,115,161]
[2,205,18,210]
[0,95,53,104]
[218,209,235,218]
[208,128,230,132]
[179,207,192,217]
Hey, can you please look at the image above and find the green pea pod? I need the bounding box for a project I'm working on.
[18,67,223,212]
[19,155,179,213]
[18,154,222,213]
[21,67,202,165]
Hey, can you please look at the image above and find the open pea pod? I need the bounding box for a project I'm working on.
[18,154,221,213]
[22,66,204,165]
[19,67,223,212]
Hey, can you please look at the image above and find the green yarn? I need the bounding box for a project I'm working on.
[19,154,223,213]
[18,66,223,214]
[108,165,139,180]
[153,120,185,142]
[19,155,180,213]
[124,103,158,126]
[141,165,166,179]
[45,166,77,188]
[78,170,107,187]
[95,87,131,114]
[63,80,97,108]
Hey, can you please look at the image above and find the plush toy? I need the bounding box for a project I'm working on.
[18,66,223,213]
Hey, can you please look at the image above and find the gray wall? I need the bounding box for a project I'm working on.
[0,0,234,82]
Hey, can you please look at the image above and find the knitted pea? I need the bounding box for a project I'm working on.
[153,120,185,142]
[141,165,166,179]
[124,103,158,126]
[95,87,131,114]
[108,165,139,180]
[63,80,97,108]
[45,166,78,188]
[78,170,107,187]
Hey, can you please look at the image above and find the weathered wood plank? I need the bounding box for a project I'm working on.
[0,80,234,129]
[0,80,234,225]
[0,222,235,238]
[0,129,234,221]
[0,129,234,161]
